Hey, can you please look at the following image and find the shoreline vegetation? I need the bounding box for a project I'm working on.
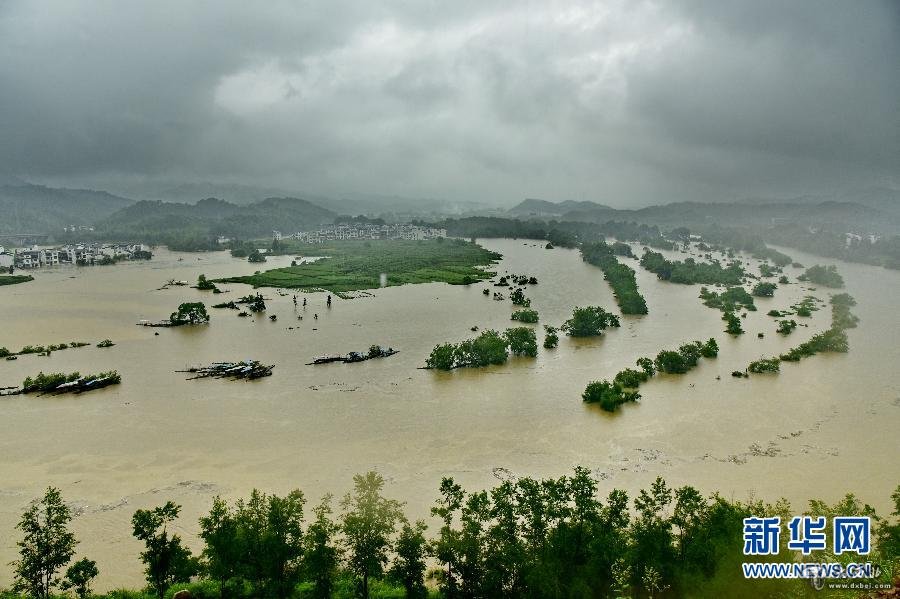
[0,274,33,286]
[9,472,897,599]
[217,239,501,294]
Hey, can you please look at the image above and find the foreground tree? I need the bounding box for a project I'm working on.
[561,306,620,337]
[60,558,99,599]
[341,471,405,599]
[304,495,342,599]
[12,487,77,599]
[390,520,429,599]
[132,502,198,599]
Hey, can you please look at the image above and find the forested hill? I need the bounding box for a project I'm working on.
[92,197,337,249]
[0,182,134,234]
[509,195,900,234]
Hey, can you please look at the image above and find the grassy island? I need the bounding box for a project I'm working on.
[218,239,500,293]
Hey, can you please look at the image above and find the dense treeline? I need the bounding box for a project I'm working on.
[582,339,718,412]
[580,243,648,315]
[639,252,744,285]
[9,472,898,599]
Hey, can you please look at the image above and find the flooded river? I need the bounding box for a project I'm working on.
[1,239,898,589]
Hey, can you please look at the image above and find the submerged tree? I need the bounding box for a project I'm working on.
[12,487,77,599]
[170,302,210,325]
[561,306,620,337]
[543,325,559,349]
[504,327,538,357]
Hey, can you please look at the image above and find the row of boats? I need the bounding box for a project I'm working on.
[307,345,399,365]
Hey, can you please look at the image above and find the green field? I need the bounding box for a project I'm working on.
[0,275,33,286]
[217,239,501,293]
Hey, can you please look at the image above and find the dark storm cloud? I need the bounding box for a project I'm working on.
[0,0,897,205]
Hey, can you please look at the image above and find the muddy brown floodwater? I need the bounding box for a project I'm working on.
[0,239,898,589]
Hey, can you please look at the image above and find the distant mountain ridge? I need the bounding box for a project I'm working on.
[508,193,900,234]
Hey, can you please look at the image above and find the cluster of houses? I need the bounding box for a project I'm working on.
[274,223,448,243]
[1,243,151,269]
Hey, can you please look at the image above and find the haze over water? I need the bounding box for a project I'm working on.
[1,239,897,589]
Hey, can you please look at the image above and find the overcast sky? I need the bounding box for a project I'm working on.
[1,1,897,206]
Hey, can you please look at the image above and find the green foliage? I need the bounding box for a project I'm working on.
[799,264,844,288]
[454,330,510,368]
[581,242,649,315]
[196,274,217,291]
[12,487,77,599]
[636,356,656,376]
[220,239,500,293]
[654,350,688,375]
[0,275,34,286]
[424,344,456,370]
[613,368,649,388]
[510,308,538,323]
[776,320,797,335]
[170,302,209,325]
[582,380,640,412]
[341,472,405,599]
[20,370,119,394]
[830,293,860,329]
[640,251,744,285]
[304,495,341,599]
[509,288,531,307]
[542,325,559,349]
[751,282,777,297]
[561,306,620,337]
[699,286,755,312]
[389,521,429,599]
[131,503,198,599]
[748,357,781,374]
[61,558,99,599]
[699,338,719,358]
[780,293,857,362]
[504,327,538,358]
[722,311,743,335]
[248,249,267,263]
[780,328,849,361]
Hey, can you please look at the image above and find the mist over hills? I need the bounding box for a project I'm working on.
[0,180,134,235]
[508,191,900,235]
